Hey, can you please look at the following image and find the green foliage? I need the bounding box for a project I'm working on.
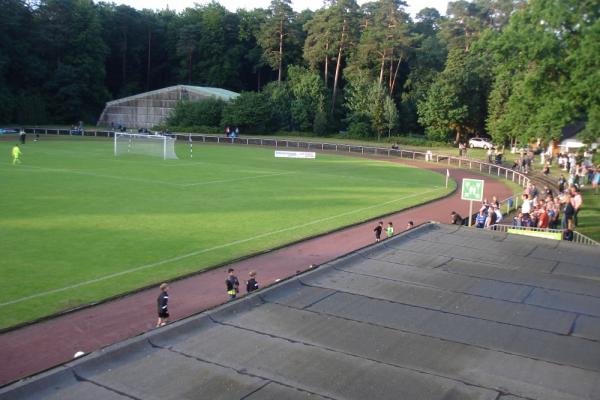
[262,81,292,131]
[287,65,326,131]
[167,98,225,127]
[221,91,273,133]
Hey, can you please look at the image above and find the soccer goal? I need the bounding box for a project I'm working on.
[114,133,178,160]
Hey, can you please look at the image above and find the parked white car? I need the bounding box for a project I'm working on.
[468,137,494,149]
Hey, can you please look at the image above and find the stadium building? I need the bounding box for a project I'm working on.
[96,85,239,129]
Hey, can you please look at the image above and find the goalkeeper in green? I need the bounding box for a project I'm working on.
[12,144,21,165]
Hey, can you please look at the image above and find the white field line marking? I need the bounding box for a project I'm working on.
[1,186,444,307]
[180,172,295,187]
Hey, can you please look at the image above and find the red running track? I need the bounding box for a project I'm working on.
[0,162,513,386]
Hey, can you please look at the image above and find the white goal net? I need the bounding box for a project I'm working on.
[114,133,178,160]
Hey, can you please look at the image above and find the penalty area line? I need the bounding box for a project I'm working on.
[1,186,444,307]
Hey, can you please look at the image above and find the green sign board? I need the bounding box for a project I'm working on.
[461,178,484,201]
[507,228,563,241]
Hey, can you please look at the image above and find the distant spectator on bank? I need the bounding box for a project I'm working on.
[558,174,566,193]
[246,271,259,293]
[542,162,550,175]
[374,221,383,242]
[406,221,414,230]
[593,165,600,194]
[391,143,399,150]
[386,222,394,238]
[226,268,240,300]
[487,147,493,163]
[225,126,230,137]
[450,211,463,225]
[156,283,169,328]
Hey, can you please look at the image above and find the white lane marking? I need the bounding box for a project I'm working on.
[1,187,444,306]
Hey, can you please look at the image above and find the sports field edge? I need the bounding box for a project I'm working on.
[0,165,458,334]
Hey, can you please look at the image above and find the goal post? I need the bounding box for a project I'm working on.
[114,132,178,160]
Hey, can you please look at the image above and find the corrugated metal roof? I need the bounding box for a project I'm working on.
[104,85,239,106]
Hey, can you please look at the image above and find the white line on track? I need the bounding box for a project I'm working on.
[1,187,443,307]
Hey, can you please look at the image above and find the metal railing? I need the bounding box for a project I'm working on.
[489,224,600,247]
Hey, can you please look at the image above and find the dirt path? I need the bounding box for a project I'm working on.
[0,161,514,386]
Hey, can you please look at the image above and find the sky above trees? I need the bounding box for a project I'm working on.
[112,0,449,17]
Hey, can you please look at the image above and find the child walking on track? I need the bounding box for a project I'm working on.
[374,221,383,242]
[246,271,259,293]
[386,222,394,238]
[226,268,240,299]
[156,283,169,327]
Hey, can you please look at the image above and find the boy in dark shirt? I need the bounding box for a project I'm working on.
[373,221,383,242]
[226,268,240,299]
[156,283,169,327]
[246,271,259,293]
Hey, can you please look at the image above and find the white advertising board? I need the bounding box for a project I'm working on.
[274,150,316,159]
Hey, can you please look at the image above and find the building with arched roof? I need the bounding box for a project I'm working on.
[97,85,239,129]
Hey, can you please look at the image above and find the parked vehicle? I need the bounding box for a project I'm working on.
[468,137,494,149]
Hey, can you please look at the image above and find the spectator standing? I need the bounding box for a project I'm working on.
[558,175,566,193]
[226,268,240,299]
[569,187,583,227]
[521,194,532,217]
[156,283,169,327]
[246,271,259,293]
[374,221,383,242]
[19,129,26,144]
[561,194,574,230]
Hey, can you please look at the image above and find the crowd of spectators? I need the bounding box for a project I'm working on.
[511,179,590,240]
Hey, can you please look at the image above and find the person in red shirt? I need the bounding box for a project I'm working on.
[537,206,549,229]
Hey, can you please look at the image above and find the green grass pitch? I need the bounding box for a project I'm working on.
[0,136,453,329]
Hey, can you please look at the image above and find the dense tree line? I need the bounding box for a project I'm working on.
[0,0,597,145]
